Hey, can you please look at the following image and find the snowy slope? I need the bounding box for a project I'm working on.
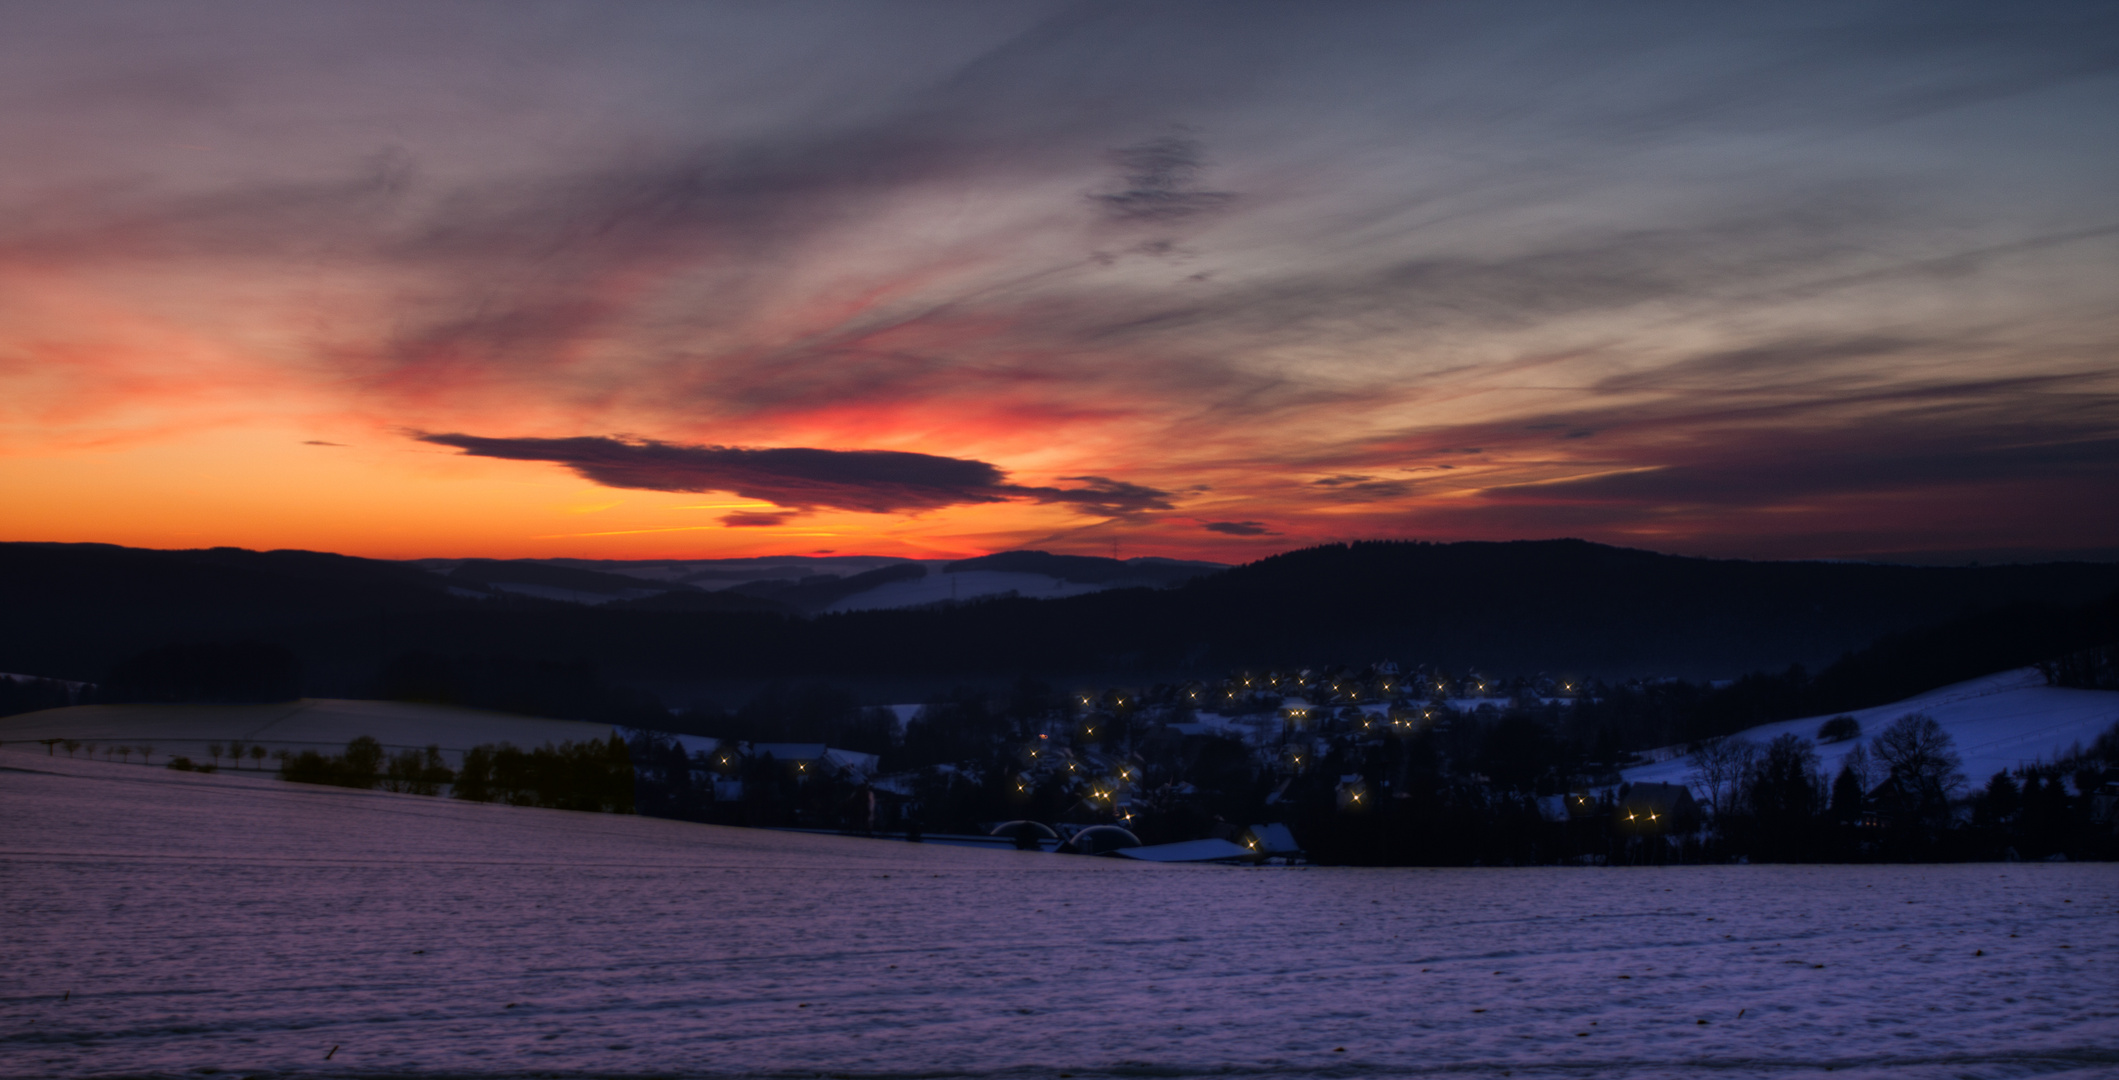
[824,569,1109,611]
[0,698,616,765]
[6,748,2116,1079]
[1622,667,2119,790]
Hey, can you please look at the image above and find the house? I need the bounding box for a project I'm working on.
[1335,774,1370,810]
[1278,700,1316,730]
[748,742,830,782]
[822,747,881,781]
[1243,822,1302,857]
[1616,782,1698,835]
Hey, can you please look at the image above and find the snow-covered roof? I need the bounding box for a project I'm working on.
[669,734,721,757]
[1112,838,1254,863]
[1245,822,1300,856]
[750,742,828,762]
[824,748,882,776]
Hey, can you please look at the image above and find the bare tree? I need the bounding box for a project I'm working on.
[1872,712,1965,799]
[229,741,247,769]
[207,743,224,768]
[1687,736,1758,817]
[1838,742,1878,792]
[249,745,267,770]
[139,744,155,764]
[62,739,80,758]
[116,745,132,764]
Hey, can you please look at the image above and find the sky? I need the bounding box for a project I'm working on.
[2,1,2116,564]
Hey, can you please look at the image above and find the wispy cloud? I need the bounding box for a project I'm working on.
[1090,134,1234,223]
[3,2,2116,559]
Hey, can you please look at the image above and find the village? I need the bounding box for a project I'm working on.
[621,660,2119,865]
[9,656,2113,866]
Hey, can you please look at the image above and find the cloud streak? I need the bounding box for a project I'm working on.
[416,433,1174,516]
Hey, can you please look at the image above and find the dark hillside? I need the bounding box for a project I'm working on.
[5,540,2118,699]
[1148,540,2119,675]
[0,543,479,679]
[445,558,698,598]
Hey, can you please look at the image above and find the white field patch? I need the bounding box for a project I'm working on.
[825,569,1110,612]
[1623,668,2119,791]
[4,748,2115,1080]
[0,698,616,768]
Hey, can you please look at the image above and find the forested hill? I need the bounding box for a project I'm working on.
[3,539,2117,697]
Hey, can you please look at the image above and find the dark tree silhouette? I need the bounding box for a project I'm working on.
[1817,716,1861,743]
[1872,713,1965,799]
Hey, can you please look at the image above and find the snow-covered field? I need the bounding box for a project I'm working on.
[0,698,616,767]
[4,749,2114,1080]
[1623,668,2119,790]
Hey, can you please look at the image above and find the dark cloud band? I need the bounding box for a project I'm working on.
[416,432,1173,516]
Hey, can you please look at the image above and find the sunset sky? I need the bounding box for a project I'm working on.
[3,2,2115,563]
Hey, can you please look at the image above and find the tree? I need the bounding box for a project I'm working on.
[1872,712,1965,799]
[62,739,80,757]
[207,743,224,768]
[139,744,155,764]
[249,745,267,770]
[453,746,494,802]
[1975,770,2020,827]
[116,745,132,764]
[1829,764,1865,822]
[1839,742,1878,792]
[1817,716,1861,743]
[1687,736,1757,816]
[1745,734,1824,855]
[228,741,247,769]
[342,736,385,787]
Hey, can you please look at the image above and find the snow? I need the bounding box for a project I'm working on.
[663,733,721,758]
[0,672,87,689]
[0,699,618,767]
[5,748,2115,1079]
[824,569,1109,612]
[1624,668,2119,791]
[1113,838,1255,862]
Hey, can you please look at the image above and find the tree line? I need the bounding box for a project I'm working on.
[278,735,633,813]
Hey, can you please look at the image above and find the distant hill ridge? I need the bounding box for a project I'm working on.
[2,539,2116,694]
[942,550,1219,587]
